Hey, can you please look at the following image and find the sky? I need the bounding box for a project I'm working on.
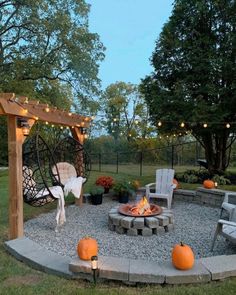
[87,0,173,89]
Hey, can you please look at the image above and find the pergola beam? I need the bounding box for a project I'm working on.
[0,93,91,128]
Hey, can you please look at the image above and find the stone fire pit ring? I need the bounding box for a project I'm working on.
[108,205,174,236]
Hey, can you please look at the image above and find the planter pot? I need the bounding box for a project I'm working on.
[104,187,110,194]
[118,192,129,204]
[91,194,103,205]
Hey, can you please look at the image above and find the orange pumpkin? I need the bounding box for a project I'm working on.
[172,242,195,270]
[173,178,179,190]
[203,179,214,189]
[77,237,98,260]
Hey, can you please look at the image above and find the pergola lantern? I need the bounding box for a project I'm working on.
[0,93,91,240]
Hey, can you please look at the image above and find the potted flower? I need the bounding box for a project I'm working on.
[95,176,114,193]
[113,180,135,203]
[90,185,104,205]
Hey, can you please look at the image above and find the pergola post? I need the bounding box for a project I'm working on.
[71,127,85,207]
[7,115,24,239]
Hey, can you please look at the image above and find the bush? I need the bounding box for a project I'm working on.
[212,175,231,185]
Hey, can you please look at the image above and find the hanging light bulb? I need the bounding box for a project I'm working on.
[45,105,50,112]
[157,121,162,127]
[226,123,230,128]
[203,123,208,128]
[180,122,185,128]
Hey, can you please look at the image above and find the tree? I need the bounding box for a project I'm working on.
[101,81,155,141]
[0,0,105,110]
[140,0,236,174]
[0,0,105,165]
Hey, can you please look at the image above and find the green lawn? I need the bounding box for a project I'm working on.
[1,169,236,294]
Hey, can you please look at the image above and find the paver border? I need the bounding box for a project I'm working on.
[4,188,236,285]
[4,236,236,285]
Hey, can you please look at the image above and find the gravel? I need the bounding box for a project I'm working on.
[24,198,236,262]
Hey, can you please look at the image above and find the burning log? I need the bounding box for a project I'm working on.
[129,196,152,215]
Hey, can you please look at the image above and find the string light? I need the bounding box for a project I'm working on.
[157,121,162,127]
[203,123,208,128]
[45,121,49,125]
[68,112,72,116]
[180,122,185,128]
[45,106,50,112]
[226,123,230,128]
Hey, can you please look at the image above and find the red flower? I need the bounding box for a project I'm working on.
[95,176,114,189]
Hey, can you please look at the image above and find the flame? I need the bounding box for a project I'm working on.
[129,196,153,215]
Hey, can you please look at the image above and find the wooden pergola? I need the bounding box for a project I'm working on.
[0,93,91,240]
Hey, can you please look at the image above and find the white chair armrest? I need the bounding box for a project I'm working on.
[145,183,155,195]
[145,183,156,188]
[218,219,236,227]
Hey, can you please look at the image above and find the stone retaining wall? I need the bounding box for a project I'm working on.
[173,187,234,208]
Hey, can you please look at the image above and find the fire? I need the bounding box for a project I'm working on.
[129,196,153,215]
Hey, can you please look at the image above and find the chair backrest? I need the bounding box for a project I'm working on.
[52,162,77,186]
[155,169,175,194]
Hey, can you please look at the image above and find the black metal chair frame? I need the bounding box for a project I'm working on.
[22,134,90,207]
[23,134,61,207]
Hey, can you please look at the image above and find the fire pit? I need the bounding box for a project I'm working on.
[118,196,162,217]
[108,197,174,236]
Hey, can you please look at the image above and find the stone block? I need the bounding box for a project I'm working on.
[145,217,159,228]
[69,258,91,274]
[162,261,211,284]
[165,224,174,232]
[115,226,125,234]
[99,256,129,281]
[155,215,169,226]
[153,227,165,234]
[200,255,236,280]
[120,217,135,229]
[133,218,145,229]
[109,214,122,225]
[141,227,152,236]
[127,228,138,236]
[129,259,165,284]
[161,213,174,224]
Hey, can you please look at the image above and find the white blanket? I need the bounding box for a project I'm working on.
[49,186,66,226]
[64,176,86,199]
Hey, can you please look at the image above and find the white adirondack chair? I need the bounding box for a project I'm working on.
[211,207,236,251]
[220,191,236,220]
[145,169,176,209]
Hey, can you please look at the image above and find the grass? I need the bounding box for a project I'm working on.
[1,169,236,294]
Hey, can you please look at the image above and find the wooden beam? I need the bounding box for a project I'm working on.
[0,93,91,128]
[7,115,24,239]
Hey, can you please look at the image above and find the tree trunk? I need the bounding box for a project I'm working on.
[200,132,230,175]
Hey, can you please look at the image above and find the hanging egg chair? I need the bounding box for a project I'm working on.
[51,135,91,186]
[22,134,62,207]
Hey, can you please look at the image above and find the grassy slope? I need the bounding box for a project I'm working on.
[1,170,236,294]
